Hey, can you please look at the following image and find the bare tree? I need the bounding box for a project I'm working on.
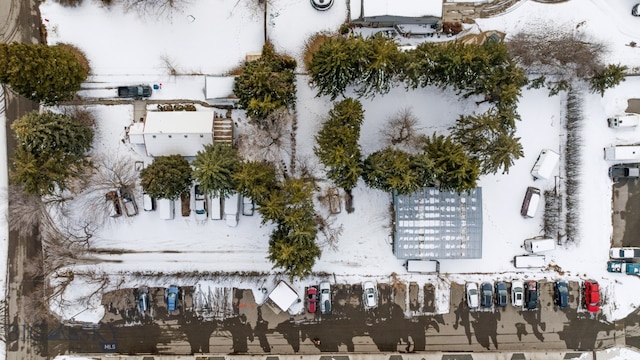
[160,54,179,76]
[8,186,46,239]
[237,108,293,174]
[121,0,189,18]
[380,108,423,153]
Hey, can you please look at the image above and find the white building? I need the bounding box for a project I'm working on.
[205,76,237,105]
[350,0,443,25]
[128,111,221,157]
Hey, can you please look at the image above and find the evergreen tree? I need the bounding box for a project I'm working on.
[308,36,368,100]
[140,155,192,200]
[0,43,88,104]
[314,98,364,196]
[362,147,435,194]
[233,161,278,205]
[10,111,93,195]
[233,44,297,119]
[590,64,628,96]
[192,143,240,198]
[356,34,401,98]
[423,133,480,193]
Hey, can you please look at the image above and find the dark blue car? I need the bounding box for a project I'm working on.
[554,281,569,308]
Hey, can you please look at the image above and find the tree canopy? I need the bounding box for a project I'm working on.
[233,44,297,119]
[0,43,88,104]
[362,147,436,194]
[10,111,93,195]
[422,134,480,193]
[192,143,240,198]
[140,155,192,200]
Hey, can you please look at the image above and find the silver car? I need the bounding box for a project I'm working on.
[511,281,524,307]
[362,281,378,309]
[319,281,331,314]
[466,282,479,309]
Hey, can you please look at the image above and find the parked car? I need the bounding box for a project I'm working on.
[194,185,207,220]
[609,164,640,180]
[554,281,569,308]
[118,187,138,217]
[143,192,155,211]
[607,260,640,274]
[584,280,600,313]
[633,3,640,16]
[609,247,640,259]
[511,281,524,307]
[137,286,150,315]
[466,282,479,309]
[306,286,318,313]
[224,192,240,227]
[242,196,255,216]
[495,282,508,307]
[319,282,331,315]
[166,285,179,312]
[362,281,378,309]
[525,281,538,310]
[117,84,152,98]
[480,282,493,308]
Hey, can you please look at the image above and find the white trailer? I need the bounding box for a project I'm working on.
[604,146,640,162]
[608,114,640,128]
[531,149,560,181]
[406,259,440,273]
[514,255,546,269]
[524,238,556,253]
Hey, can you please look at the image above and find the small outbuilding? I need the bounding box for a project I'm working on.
[204,76,238,105]
[350,0,443,26]
[266,281,299,314]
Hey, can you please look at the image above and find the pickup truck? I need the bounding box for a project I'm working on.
[610,247,640,259]
[607,261,640,275]
[609,163,640,180]
[117,85,152,98]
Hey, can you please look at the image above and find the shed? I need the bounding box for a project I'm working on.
[266,281,299,314]
[142,111,214,157]
[350,0,443,25]
[205,76,237,105]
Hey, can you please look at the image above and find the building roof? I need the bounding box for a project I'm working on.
[267,281,299,313]
[393,187,483,260]
[350,0,443,21]
[142,111,215,157]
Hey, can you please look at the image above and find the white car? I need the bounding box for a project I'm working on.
[319,281,331,314]
[466,282,479,309]
[362,281,378,309]
[511,280,524,307]
[194,185,207,220]
[610,247,640,259]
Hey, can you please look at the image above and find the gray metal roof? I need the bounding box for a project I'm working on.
[393,187,483,260]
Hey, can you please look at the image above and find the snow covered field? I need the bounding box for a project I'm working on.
[33,0,640,338]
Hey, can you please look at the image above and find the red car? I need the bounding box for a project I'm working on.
[306,286,318,313]
[584,280,600,313]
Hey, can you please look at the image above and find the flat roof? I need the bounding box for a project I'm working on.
[393,187,483,259]
[144,111,214,134]
[350,0,443,20]
[268,281,299,312]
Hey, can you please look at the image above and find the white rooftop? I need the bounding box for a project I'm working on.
[142,111,215,157]
[267,281,299,313]
[205,76,236,100]
[350,0,443,20]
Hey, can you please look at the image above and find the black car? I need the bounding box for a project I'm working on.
[480,282,493,308]
[554,281,569,308]
[495,282,508,307]
[525,281,538,310]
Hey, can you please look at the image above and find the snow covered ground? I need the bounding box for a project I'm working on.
[30,0,640,349]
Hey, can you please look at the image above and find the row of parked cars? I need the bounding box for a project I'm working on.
[135,285,180,317]
[305,281,379,315]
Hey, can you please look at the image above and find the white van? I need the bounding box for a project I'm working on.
[604,145,640,162]
[406,259,440,273]
[224,193,240,227]
[514,255,546,268]
[608,114,640,128]
[530,149,559,181]
[158,198,175,220]
[520,187,541,218]
[143,193,155,211]
[524,238,556,253]
[209,194,222,220]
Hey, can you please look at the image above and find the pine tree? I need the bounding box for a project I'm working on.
[423,133,480,193]
[140,155,192,200]
[233,161,278,205]
[356,34,401,98]
[309,36,368,100]
[192,143,240,198]
[10,111,93,195]
[233,44,297,120]
[314,98,364,196]
[363,148,420,194]
[0,43,88,104]
[590,64,628,96]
